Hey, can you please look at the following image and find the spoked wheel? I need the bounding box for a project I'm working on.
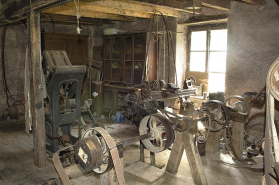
[199,100,230,132]
[81,128,114,173]
[188,76,196,86]
[139,114,175,153]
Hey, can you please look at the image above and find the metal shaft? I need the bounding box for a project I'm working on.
[120,133,152,145]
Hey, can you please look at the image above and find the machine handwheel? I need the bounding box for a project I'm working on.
[139,114,175,153]
[200,100,230,130]
[188,76,196,86]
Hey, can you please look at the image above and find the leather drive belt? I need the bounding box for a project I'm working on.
[53,128,126,185]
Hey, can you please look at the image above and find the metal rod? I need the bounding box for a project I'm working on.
[89,65,92,101]
[120,133,151,145]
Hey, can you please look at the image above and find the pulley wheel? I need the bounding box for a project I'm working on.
[225,95,250,116]
[139,114,175,153]
[267,57,279,101]
[81,129,114,173]
[188,76,196,85]
[200,100,230,128]
[75,135,103,171]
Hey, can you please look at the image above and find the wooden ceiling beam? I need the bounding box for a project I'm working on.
[0,0,70,21]
[43,7,135,21]
[179,14,228,25]
[83,0,181,17]
[237,0,263,5]
[41,13,113,25]
[112,0,201,14]
[202,0,230,11]
[44,1,154,19]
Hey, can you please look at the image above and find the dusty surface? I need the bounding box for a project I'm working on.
[0,119,262,185]
[225,1,279,97]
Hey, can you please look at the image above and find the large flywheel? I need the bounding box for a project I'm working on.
[139,113,175,153]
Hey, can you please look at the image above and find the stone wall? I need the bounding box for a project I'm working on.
[0,25,27,115]
[225,1,279,97]
[0,23,89,115]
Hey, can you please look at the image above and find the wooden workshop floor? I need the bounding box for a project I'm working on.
[0,120,263,185]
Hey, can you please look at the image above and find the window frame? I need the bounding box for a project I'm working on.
[187,24,227,73]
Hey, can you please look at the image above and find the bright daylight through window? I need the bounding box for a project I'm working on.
[189,28,227,93]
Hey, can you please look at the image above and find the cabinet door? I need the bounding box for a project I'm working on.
[124,37,133,83]
[133,35,145,84]
[42,33,88,65]
[66,40,87,65]
[104,38,111,81]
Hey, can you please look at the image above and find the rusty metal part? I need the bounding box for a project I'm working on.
[84,127,126,185]
[53,146,74,185]
[150,80,160,90]
[82,129,114,174]
[225,95,250,116]
[139,113,175,153]
[75,135,104,171]
[159,80,167,89]
[141,87,151,100]
[201,100,230,128]
[267,57,279,101]
[244,113,265,149]
[175,118,188,132]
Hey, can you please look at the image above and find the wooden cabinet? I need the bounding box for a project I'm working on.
[103,33,157,84]
[42,33,88,65]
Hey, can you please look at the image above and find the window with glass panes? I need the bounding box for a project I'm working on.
[188,26,227,93]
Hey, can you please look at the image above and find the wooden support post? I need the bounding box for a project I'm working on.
[206,121,221,154]
[100,168,118,185]
[140,142,144,162]
[150,151,155,166]
[24,47,32,135]
[231,122,244,159]
[166,132,208,185]
[27,11,46,168]
[100,157,124,185]
[165,132,184,173]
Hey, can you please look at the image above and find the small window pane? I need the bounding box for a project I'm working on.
[191,31,207,51]
[125,61,132,83]
[134,36,144,60]
[134,61,143,84]
[104,60,110,80]
[189,52,206,72]
[208,52,227,73]
[210,29,227,51]
[104,39,110,59]
[112,38,121,59]
[208,73,225,93]
[125,38,132,60]
[112,60,120,81]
